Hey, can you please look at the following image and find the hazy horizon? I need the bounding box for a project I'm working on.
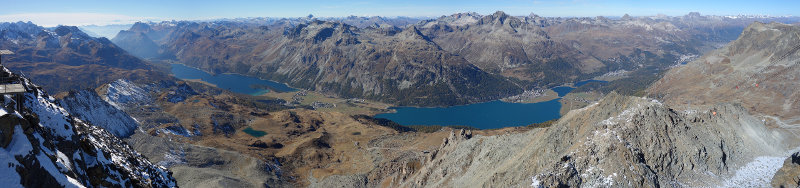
[1,0,798,27]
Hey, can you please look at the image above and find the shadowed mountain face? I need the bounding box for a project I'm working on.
[112,12,798,106]
[112,30,160,59]
[0,21,170,93]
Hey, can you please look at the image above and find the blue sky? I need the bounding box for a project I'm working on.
[0,0,798,26]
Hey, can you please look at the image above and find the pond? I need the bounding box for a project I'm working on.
[170,63,296,95]
[242,127,267,137]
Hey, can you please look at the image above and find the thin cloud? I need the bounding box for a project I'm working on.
[0,13,161,27]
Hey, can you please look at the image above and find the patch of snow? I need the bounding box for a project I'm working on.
[103,79,151,109]
[59,90,138,137]
[598,99,660,126]
[0,151,23,188]
[7,126,33,156]
[66,176,86,188]
[56,150,73,172]
[718,156,785,187]
[159,126,193,137]
[157,148,187,168]
[603,173,618,186]
[36,152,82,188]
[26,92,75,140]
[530,176,541,187]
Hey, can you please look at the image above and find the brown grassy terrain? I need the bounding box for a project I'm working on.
[261,89,393,116]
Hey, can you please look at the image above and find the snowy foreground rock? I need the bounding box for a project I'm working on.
[0,68,176,187]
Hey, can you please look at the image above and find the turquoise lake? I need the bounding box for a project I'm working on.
[170,63,296,95]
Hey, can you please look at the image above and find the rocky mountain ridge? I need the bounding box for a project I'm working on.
[0,67,176,187]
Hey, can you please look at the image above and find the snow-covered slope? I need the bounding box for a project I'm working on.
[58,90,139,138]
[102,79,152,110]
[0,67,176,187]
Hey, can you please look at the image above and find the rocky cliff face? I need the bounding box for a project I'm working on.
[0,67,176,187]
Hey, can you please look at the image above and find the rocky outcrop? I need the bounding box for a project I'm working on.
[772,152,800,188]
[0,67,176,187]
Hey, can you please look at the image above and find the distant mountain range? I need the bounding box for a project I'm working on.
[0,21,171,94]
[110,11,800,106]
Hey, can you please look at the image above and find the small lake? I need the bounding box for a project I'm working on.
[242,127,267,137]
[375,99,562,129]
[170,63,296,95]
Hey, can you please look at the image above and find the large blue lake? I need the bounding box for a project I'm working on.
[170,63,296,95]
[375,99,562,129]
[375,80,610,129]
